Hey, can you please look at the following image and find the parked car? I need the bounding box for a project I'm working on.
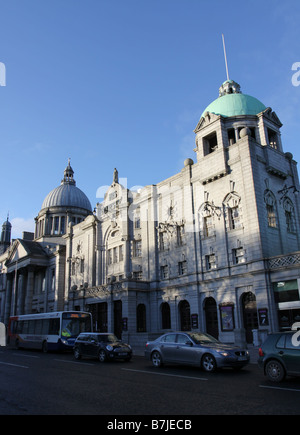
[258,331,300,382]
[74,333,132,362]
[145,331,250,372]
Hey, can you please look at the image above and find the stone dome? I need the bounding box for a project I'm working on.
[40,162,92,212]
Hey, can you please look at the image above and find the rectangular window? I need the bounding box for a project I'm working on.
[286,210,296,233]
[233,247,245,265]
[160,265,169,279]
[134,240,142,257]
[267,128,278,149]
[177,225,185,246]
[206,254,217,270]
[178,260,187,276]
[54,216,59,234]
[203,215,214,237]
[108,249,113,265]
[133,270,143,280]
[159,232,167,251]
[267,204,277,228]
[229,206,241,230]
[119,245,124,262]
[80,259,84,274]
[113,247,118,263]
[273,280,300,303]
[60,216,65,234]
[203,132,218,155]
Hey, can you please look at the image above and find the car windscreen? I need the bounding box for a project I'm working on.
[96,334,119,343]
[189,332,219,344]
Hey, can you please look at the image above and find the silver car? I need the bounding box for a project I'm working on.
[145,332,250,372]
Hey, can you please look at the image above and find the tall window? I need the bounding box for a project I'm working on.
[267,204,277,228]
[284,198,296,233]
[264,190,278,228]
[228,205,241,230]
[178,260,187,276]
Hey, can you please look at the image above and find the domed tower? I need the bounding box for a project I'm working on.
[35,161,93,242]
[194,79,283,183]
[193,79,299,258]
[0,215,11,254]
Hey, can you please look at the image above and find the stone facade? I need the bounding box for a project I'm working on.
[1,80,300,348]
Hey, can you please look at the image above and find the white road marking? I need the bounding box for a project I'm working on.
[259,385,300,393]
[122,368,208,381]
[0,361,29,369]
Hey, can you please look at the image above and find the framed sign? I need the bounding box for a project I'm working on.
[258,308,269,326]
[219,304,235,331]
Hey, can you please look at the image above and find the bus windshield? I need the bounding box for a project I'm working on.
[61,313,92,338]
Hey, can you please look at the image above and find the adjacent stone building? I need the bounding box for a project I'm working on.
[1,79,300,348]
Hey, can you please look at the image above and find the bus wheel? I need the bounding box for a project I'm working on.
[15,339,20,350]
[42,341,48,353]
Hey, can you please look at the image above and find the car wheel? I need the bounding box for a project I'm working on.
[98,350,107,363]
[201,353,217,372]
[74,347,81,360]
[265,360,285,382]
[151,351,163,368]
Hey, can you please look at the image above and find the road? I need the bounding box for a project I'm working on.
[0,346,300,417]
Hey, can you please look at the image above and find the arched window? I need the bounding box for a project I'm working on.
[136,304,146,332]
[283,198,296,233]
[161,302,171,329]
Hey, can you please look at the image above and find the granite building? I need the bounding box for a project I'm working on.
[1,79,300,348]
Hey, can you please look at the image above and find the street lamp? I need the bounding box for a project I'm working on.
[278,184,299,203]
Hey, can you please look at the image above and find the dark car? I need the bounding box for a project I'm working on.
[74,333,132,362]
[145,331,250,372]
[258,331,300,382]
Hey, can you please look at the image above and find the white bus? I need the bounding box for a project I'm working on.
[8,311,92,352]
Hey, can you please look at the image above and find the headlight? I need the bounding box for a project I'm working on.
[61,338,68,345]
[106,345,113,351]
[216,350,229,357]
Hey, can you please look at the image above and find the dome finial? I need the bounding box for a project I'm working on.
[62,159,76,185]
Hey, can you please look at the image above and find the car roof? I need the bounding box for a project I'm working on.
[78,332,114,336]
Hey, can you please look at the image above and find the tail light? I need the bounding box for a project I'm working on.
[258,347,264,357]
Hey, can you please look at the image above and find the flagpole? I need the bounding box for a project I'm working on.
[222,34,230,81]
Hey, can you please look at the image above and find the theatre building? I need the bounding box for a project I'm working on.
[1,79,300,348]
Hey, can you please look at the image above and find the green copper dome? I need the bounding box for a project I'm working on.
[201,80,266,119]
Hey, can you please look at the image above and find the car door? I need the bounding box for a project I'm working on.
[159,333,178,362]
[174,333,198,365]
[283,333,300,374]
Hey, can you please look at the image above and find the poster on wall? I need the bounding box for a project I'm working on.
[258,308,269,326]
[220,305,235,331]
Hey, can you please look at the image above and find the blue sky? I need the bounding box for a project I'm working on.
[1,0,300,238]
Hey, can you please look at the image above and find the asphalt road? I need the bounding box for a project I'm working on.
[0,346,300,417]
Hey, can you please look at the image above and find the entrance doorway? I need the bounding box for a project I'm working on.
[178,300,191,331]
[242,292,258,344]
[204,297,219,339]
[87,302,107,332]
[114,300,122,339]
